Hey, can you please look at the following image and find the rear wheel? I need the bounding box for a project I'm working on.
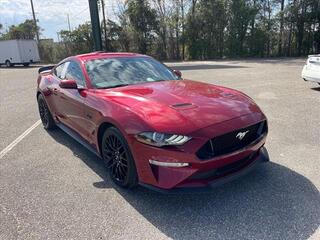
[37,94,56,130]
[5,60,12,68]
[101,127,138,188]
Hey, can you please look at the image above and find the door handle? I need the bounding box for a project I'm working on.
[86,113,92,119]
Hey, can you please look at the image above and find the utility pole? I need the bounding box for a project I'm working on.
[67,14,71,32]
[88,0,102,51]
[57,32,60,43]
[101,0,108,51]
[30,0,40,42]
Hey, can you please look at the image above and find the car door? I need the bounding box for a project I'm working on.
[56,60,88,140]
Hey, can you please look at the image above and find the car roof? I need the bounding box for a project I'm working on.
[74,52,148,62]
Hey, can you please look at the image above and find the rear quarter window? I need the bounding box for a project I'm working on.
[54,63,68,79]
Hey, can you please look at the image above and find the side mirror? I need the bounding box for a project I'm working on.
[173,69,182,78]
[59,79,78,89]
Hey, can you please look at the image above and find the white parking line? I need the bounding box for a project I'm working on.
[0,120,41,159]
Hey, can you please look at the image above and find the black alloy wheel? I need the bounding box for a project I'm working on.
[37,94,56,130]
[102,127,138,188]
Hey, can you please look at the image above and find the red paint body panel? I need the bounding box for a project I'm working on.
[37,52,268,190]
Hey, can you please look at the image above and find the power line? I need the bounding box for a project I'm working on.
[70,7,90,18]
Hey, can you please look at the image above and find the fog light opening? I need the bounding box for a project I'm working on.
[149,160,190,168]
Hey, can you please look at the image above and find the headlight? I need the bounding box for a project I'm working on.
[135,132,191,147]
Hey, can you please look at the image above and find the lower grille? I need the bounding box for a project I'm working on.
[191,153,256,180]
[196,121,267,160]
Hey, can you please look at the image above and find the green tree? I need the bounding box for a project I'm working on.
[185,0,227,59]
[226,0,257,56]
[278,0,285,55]
[59,22,93,56]
[5,0,319,62]
[126,0,158,54]
[185,0,199,59]
[0,23,3,37]
[152,0,169,59]
[283,0,319,56]
[1,19,39,40]
[103,19,128,51]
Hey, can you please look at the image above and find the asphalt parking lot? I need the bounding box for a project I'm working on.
[0,58,319,240]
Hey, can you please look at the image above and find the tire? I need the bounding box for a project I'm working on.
[23,63,30,67]
[37,94,56,130]
[5,60,12,68]
[101,127,138,188]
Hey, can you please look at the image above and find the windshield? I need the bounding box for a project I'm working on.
[85,57,180,89]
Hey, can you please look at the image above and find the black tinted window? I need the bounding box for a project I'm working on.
[65,61,86,87]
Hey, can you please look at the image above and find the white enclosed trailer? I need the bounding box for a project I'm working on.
[0,39,40,67]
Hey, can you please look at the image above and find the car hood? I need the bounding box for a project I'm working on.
[95,80,263,133]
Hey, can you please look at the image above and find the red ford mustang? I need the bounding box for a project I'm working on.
[37,52,269,192]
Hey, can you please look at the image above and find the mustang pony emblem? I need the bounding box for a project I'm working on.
[236,130,249,140]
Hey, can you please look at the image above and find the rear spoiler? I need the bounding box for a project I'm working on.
[38,65,54,74]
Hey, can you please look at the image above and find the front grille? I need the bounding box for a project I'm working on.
[196,121,267,160]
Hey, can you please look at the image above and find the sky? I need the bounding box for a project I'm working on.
[0,0,120,41]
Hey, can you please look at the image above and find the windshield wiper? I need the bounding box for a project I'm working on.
[98,83,129,89]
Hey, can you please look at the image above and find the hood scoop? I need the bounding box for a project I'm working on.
[170,103,197,110]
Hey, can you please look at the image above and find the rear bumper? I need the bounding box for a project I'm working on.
[140,146,269,193]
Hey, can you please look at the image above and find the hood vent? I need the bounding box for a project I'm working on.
[171,103,197,109]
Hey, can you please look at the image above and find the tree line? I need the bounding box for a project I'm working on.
[1,0,319,63]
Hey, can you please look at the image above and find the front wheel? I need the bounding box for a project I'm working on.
[37,94,56,130]
[101,127,138,188]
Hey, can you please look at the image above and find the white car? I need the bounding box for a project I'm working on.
[302,54,320,85]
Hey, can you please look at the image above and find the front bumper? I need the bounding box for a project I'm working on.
[139,147,269,193]
[130,130,268,190]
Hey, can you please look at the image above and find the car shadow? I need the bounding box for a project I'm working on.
[0,65,44,69]
[168,64,248,71]
[227,57,306,65]
[311,87,320,92]
[48,128,320,240]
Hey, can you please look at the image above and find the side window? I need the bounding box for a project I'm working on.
[65,61,86,87]
[54,63,66,79]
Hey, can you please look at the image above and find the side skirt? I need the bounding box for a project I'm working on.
[56,123,102,159]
